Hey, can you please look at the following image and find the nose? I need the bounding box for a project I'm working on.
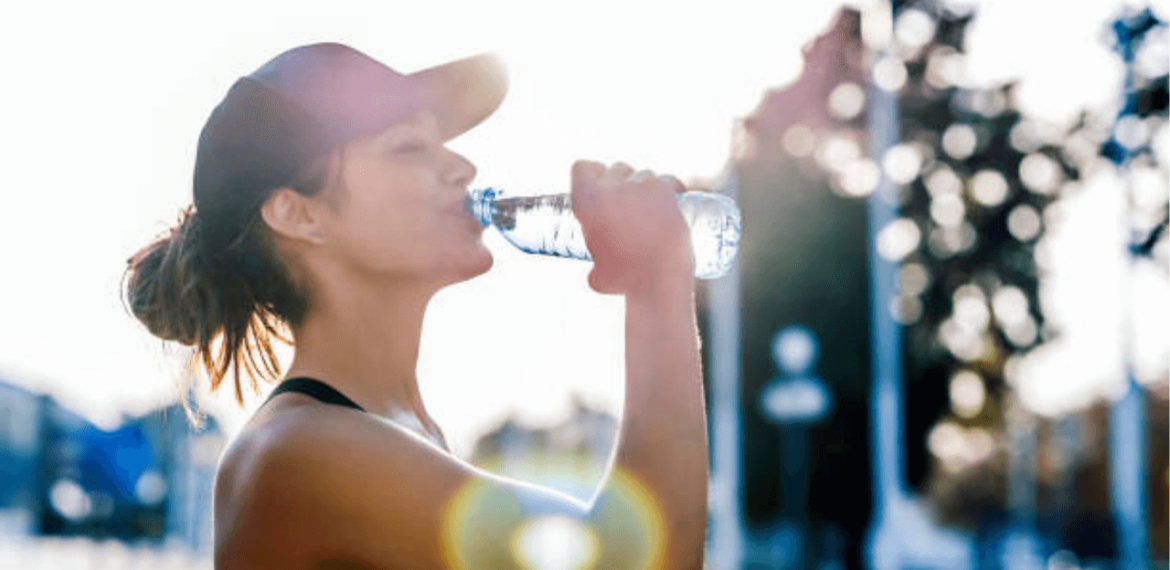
[443,148,477,189]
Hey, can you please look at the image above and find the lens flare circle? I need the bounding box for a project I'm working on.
[511,516,600,570]
[440,468,666,570]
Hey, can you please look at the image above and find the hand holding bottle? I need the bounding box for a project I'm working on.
[465,163,741,282]
[570,160,694,296]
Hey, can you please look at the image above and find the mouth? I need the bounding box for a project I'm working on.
[450,198,485,230]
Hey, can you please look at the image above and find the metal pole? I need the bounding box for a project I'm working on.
[709,167,745,570]
[863,2,906,569]
[1106,10,1158,568]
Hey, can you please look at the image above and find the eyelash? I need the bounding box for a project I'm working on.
[395,142,428,154]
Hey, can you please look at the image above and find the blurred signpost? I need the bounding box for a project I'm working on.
[760,326,833,570]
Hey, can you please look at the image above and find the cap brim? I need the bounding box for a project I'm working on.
[410,53,509,141]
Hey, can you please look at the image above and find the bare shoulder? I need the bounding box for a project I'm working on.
[212,395,651,570]
[212,396,485,569]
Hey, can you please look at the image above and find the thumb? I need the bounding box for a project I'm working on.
[571,160,605,199]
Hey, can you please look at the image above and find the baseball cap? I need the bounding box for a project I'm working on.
[192,43,508,255]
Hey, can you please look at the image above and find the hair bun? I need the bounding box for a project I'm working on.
[124,207,211,346]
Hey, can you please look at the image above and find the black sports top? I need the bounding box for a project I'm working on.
[263,377,365,412]
[263,377,451,451]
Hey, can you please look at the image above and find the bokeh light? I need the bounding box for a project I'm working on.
[925,164,963,197]
[927,222,978,257]
[895,9,937,49]
[897,262,931,296]
[1008,119,1046,153]
[1113,115,1152,150]
[872,56,908,92]
[1007,204,1043,241]
[49,480,92,522]
[838,159,882,197]
[816,134,862,172]
[771,326,820,375]
[876,218,922,261]
[953,88,1007,119]
[948,370,986,419]
[930,194,967,227]
[1003,316,1039,347]
[1135,23,1169,77]
[1047,550,1080,570]
[828,82,866,120]
[1018,153,1062,194]
[952,284,991,331]
[941,123,978,160]
[925,46,964,89]
[134,471,167,506]
[991,286,1029,327]
[782,124,816,157]
[969,169,1010,207]
[939,283,993,362]
[882,143,924,184]
[928,422,995,473]
[890,295,925,324]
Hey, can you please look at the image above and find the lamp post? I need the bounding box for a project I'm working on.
[759,326,833,570]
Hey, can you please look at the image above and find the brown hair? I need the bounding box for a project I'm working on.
[124,153,339,413]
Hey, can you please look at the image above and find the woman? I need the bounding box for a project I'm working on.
[126,43,708,569]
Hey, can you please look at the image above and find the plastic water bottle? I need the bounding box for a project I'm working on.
[466,188,742,279]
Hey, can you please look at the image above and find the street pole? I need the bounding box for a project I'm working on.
[709,166,745,570]
[1105,9,1162,569]
[862,2,907,570]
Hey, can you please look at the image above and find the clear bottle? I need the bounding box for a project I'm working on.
[466,188,742,279]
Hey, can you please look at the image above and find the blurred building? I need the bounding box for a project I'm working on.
[698,9,879,568]
[470,394,617,503]
[0,379,222,554]
[135,403,224,554]
[0,380,43,535]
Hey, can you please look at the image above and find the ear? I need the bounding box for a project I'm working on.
[260,187,328,245]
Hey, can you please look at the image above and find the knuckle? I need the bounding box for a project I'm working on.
[572,160,603,182]
[629,169,655,183]
[659,174,685,192]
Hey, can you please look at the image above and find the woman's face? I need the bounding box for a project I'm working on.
[314,111,492,285]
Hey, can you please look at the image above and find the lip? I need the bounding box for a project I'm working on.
[449,197,484,229]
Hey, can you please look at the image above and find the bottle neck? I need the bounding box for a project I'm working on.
[466,187,498,228]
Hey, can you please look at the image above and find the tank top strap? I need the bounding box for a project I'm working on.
[263,377,365,412]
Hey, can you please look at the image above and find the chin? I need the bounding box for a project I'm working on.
[442,247,494,284]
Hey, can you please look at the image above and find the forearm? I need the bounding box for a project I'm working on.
[595,273,709,569]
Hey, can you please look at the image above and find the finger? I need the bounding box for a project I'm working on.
[571,160,605,202]
[603,162,636,184]
[658,174,686,194]
[572,160,605,188]
[629,169,656,183]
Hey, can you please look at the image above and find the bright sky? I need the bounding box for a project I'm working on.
[0,0,1165,457]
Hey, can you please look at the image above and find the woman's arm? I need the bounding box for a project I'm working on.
[571,159,709,570]
[216,161,708,569]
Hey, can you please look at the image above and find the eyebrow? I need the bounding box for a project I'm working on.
[383,115,440,141]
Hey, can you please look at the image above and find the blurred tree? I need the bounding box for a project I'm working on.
[897,0,1169,561]
[697,0,1170,566]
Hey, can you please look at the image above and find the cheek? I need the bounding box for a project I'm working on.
[343,197,464,271]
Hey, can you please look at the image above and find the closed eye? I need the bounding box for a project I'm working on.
[391,141,429,154]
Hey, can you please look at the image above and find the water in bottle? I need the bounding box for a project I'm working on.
[465,188,742,279]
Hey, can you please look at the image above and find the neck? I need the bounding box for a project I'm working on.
[285,272,437,423]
